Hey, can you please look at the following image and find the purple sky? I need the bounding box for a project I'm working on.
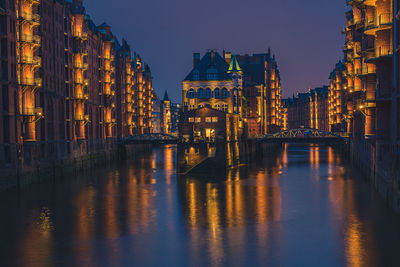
[84,0,347,103]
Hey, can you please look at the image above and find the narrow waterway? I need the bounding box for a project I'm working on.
[1,144,400,267]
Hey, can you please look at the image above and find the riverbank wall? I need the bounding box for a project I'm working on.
[348,139,400,213]
[0,143,153,192]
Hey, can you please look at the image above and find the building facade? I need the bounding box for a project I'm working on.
[328,61,348,132]
[284,86,329,131]
[181,50,283,141]
[237,51,283,136]
[0,0,155,176]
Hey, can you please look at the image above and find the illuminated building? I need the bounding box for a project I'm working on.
[284,86,329,131]
[344,0,394,140]
[328,61,348,132]
[115,39,133,137]
[132,55,153,135]
[0,0,155,176]
[284,93,311,129]
[161,91,172,134]
[151,95,162,133]
[181,50,283,141]
[236,50,283,136]
[17,0,42,158]
[310,86,329,131]
[181,51,243,141]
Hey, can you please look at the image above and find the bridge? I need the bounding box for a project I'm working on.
[120,133,179,144]
[258,128,347,143]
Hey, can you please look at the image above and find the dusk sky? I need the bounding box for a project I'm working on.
[84,0,347,103]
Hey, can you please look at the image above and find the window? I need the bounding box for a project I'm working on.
[188,89,195,98]
[195,117,201,123]
[197,88,204,98]
[212,117,218,123]
[222,88,229,98]
[193,70,200,81]
[214,88,220,98]
[205,117,212,123]
[207,68,218,80]
[205,88,212,98]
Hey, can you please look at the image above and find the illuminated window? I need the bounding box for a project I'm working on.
[212,117,218,123]
[205,117,212,123]
[188,117,195,123]
[195,117,201,123]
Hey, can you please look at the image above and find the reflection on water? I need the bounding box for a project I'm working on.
[1,144,400,266]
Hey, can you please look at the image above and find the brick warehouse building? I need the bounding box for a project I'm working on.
[283,86,329,131]
[0,0,155,177]
[180,50,283,142]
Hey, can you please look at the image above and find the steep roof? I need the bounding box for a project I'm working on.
[227,56,242,73]
[183,51,231,81]
[163,91,170,101]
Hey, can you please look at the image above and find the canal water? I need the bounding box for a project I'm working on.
[1,144,400,267]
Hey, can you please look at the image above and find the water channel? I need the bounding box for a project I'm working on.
[1,144,400,267]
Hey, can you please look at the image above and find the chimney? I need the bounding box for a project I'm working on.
[224,51,232,64]
[193,53,200,67]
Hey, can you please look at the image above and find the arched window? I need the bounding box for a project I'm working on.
[232,88,238,106]
[214,88,220,98]
[188,89,195,99]
[197,88,204,99]
[222,88,228,98]
[205,88,212,98]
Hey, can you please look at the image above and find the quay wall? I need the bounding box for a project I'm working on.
[348,139,400,213]
[0,143,153,192]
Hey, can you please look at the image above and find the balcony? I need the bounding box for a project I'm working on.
[18,34,41,46]
[360,64,376,75]
[18,56,41,67]
[74,93,89,101]
[18,12,40,25]
[364,13,393,35]
[74,47,89,55]
[74,78,89,86]
[19,77,42,87]
[367,45,393,61]
[21,107,42,116]
[75,114,89,121]
[104,66,115,72]
[73,31,88,40]
[104,90,115,97]
[74,62,88,69]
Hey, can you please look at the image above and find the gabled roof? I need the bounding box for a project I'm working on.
[184,51,231,81]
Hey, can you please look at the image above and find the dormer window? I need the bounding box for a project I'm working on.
[193,70,200,81]
[207,68,218,80]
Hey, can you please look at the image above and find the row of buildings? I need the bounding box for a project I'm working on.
[283,0,400,207]
[0,0,154,170]
[179,50,283,142]
[283,86,330,132]
[152,91,180,135]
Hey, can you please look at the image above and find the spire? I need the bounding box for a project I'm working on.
[228,55,242,73]
[163,90,170,101]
